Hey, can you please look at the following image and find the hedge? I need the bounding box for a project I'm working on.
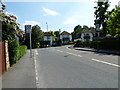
[18,45,27,60]
[8,39,19,66]
[8,39,27,66]
[91,39,120,51]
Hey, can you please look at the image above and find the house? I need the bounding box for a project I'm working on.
[81,29,96,41]
[44,32,53,46]
[60,31,72,44]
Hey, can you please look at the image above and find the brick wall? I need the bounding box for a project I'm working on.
[0,41,10,75]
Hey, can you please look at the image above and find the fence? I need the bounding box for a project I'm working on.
[0,41,10,75]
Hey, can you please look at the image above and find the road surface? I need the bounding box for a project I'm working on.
[33,46,119,88]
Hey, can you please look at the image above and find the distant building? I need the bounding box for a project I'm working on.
[60,31,72,44]
[44,32,53,46]
[81,29,96,41]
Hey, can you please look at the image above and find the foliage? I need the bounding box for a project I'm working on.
[107,5,120,37]
[18,45,27,60]
[8,39,27,66]
[57,39,62,46]
[0,9,23,41]
[74,40,83,47]
[34,42,40,48]
[82,25,89,29]
[54,31,60,37]
[8,39,19,66]
[94,1,110,36]
[31,25,44,48]
[48,31,56,41]
[91,38,120,51]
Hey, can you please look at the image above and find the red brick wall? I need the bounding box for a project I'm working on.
[0,41,6,75]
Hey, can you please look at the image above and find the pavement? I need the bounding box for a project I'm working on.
[69,46,120,55]
[2,50,36,88]
[1,46,119,88]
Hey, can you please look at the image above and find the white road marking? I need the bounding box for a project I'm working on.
[34,49,38,55]
[66,47,72,50]
[33,50,40,88]
[92,58,120,68]
[57,50,63,53]
[66,52,82,57]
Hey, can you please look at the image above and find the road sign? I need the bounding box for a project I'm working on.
[25,25,32,58]
[25,25,31,33]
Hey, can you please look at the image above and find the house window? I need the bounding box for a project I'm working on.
[47,36,50,39]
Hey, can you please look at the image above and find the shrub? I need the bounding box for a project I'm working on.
[8,39,27,66]
[74,40,83,47]
[18,45,27,60]
[34,42,40,48]
[8,39,19,66]
[57,39,62,46]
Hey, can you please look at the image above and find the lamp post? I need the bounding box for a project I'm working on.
[46,22,48,32]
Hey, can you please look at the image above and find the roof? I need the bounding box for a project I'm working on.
[82,29,96,33]
[44,32,53,36]
[61,31,71,35]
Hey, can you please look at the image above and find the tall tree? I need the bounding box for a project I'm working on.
[107,5,120,37]
[94,0,110,36]
[54,31,60,37]
[31,25,43,48]
[74,25,82,39]
[82,25,89,29]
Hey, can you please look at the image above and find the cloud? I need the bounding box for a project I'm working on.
[43,8,59,16]
[64,18,78,25]
[23,20,40,26]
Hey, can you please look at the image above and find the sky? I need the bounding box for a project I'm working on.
[2,0,120,33]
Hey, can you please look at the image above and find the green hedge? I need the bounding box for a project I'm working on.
[8,39,27,66]
[91,39,120,51]
[18,45,27,60]
[8,39,19,66]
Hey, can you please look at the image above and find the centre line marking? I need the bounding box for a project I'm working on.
[57,50,63,53]
[66,52,82,57]
[92,58,120,68]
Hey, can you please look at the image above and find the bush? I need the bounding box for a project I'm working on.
[8,39,27,66]
[57,39,62,46]
[34,42,40,48]
[8,39,19,66]
[18,45,27,60]
[74,40,83,47]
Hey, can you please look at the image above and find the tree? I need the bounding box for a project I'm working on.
[107,5,120,37]
[74,25,82,39]
[82,25,89,29]
[94,0,110,36]
[54,31,60,37]
[31,25,43,48]
[48,31,57,41]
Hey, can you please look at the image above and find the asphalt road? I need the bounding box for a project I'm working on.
[33,46,119,88]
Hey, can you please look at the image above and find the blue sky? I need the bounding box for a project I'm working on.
[3,0,119,33]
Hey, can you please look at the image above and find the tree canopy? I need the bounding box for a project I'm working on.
[107,5,120,37]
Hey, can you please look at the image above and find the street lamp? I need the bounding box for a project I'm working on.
[46,22,48,32]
